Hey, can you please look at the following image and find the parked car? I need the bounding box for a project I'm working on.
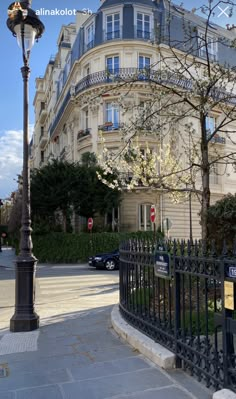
[88,249,119,271]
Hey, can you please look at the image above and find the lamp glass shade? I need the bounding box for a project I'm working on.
[14,23,36,52]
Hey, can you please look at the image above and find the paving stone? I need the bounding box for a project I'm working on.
[114,385,200,398]
[70,356,151,380]
[16,385,63,399]
[167,369,213,399]
[0,368,70,392]
[61,368,172,399]
[0,392,16,399]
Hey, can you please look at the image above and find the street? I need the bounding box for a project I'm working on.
[0,260,119,332]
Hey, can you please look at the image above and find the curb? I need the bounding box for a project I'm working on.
[111,304,175,369]
[213,389,236,399]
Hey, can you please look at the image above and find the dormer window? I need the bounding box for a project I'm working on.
[106,13,120,40]
[86,22,94,51]
[137,13,150,39]
[199,32,218,61]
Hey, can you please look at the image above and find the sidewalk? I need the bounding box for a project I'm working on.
[0,247,16,269]
[0,249,213,399]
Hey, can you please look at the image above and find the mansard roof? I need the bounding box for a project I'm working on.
[98,0,160,11]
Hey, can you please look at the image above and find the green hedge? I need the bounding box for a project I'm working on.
[31,231,163,263]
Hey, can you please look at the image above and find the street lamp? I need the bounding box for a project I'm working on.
[7,1,44,332]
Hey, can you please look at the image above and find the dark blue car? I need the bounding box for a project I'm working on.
[88,249,119,271]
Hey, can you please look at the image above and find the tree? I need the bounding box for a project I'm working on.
[94,0,236,241]
[72,153,121,219]
[31,160,76,232]
[30,156,121,231]
[207,193,236,250]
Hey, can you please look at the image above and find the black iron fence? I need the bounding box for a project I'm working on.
[119,239,236,392]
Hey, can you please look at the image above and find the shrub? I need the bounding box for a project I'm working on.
[31,231,163,263]
[207,193,236,251]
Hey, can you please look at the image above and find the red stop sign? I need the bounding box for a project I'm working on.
[88,217,93,230]
[150,205,156,223]
[1,233,6,238]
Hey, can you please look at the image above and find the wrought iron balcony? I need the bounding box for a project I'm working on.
[85,40,94,52]
[49,67,236,137]
[136,30,151,40]
[105,30,120,41]
[208,134,226,144]
[98,122,123,131]
[49,91,71,137]
[77,128,91,139]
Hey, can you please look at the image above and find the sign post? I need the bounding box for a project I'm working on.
[163,218,172,239]
[150,205,156,241]
[88,217,93,231]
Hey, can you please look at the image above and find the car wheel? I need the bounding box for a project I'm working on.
[105,259,116,271]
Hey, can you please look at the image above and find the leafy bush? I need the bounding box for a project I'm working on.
[31,231,163,263]
[207,193,236,251]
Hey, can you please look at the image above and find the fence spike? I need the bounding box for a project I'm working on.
[187,239,191,256]
[233,237,236,257]
[210,240,217,258]
[222,240,228,258]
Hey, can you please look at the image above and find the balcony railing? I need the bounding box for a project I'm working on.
[77,128,91,139]
[105,30,120,41]
[85,40,94,52]
[49,91,71,136]
[136,30,151,40]
[208,133,226,144]
[98,123,123,131]
[49,67,236,136]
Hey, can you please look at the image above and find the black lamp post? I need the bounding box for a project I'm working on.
[7,1,44,332]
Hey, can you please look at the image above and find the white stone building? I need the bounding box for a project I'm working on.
[31,0,236,238]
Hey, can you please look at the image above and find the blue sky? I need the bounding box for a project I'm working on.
[0,0,234,198]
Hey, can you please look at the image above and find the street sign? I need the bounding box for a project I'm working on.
[163,218,172,230]
[150,205,156,223]
[88,217,93,230]
[154,250,171,279]
[228,267,236,278]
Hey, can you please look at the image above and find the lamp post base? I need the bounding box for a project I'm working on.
[10,313,39,332]
[10,255,39,332]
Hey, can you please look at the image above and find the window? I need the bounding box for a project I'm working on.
[139,204,152,231]
[199,33,218,61]
[106,13,120,40]
[86,23,94,50]
[138,55,150,70]
[206,116,216,135]
[105,103,119,130]
[137,13,150,39]
[106,56,120,74]
[210,161,219,185]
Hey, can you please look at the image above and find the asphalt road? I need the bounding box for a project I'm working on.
[0,262,119,332]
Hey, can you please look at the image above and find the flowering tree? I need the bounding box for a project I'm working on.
[95,0,236,241]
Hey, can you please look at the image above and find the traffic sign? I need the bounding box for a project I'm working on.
[150,205,156,223]
[163,218,172,230]
[88,217,93,230]
[1,233,7,238]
